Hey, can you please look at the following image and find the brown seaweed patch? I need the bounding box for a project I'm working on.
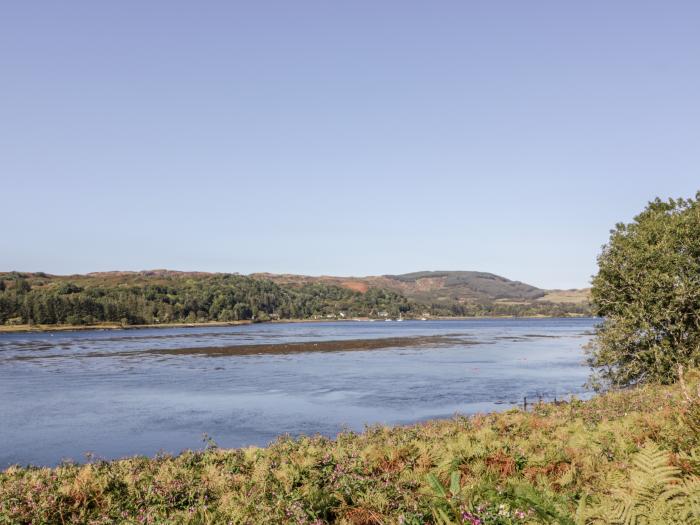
[148,335,476,357]
[6,335,478,361]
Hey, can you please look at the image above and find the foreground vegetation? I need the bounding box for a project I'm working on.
[0,271,590,328]
[3,370,699,524]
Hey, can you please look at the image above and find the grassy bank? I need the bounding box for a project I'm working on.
[0,320,257,334]
[2,375,699,524]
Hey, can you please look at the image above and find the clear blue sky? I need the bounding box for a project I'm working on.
[2,2,698,289]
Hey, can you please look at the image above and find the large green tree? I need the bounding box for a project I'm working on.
[589,192,700,389]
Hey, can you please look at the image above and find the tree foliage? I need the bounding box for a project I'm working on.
[589,192,700,389]
[0,272,414,326]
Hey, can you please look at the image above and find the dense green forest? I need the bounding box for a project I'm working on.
[0,272,414,326]
[0,271,589,327]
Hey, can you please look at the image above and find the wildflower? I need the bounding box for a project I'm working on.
[461,510,482,524]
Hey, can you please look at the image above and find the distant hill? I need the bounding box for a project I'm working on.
[382,271,545,302]
[0,269,591,329]
[2,269,590,307]
[250,270,590,307]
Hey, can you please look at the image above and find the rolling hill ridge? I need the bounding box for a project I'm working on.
[250,270,590,306]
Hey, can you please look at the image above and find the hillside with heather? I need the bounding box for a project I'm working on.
[254,271,590,306]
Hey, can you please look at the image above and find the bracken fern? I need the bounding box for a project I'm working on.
[583,442,700,525]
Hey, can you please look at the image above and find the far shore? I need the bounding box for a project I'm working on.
[0,313,592,334]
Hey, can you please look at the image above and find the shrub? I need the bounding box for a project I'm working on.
[589,192,700,389]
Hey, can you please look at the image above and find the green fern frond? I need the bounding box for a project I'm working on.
[585,442,700,524]
[629,441,680,488]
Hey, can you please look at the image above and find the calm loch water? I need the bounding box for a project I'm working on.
[0,318,595,467]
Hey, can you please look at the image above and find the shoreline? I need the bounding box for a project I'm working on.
[0,314,593,334]
[0,319,255,333]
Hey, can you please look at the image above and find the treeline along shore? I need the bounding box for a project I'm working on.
[0,270,591,329]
